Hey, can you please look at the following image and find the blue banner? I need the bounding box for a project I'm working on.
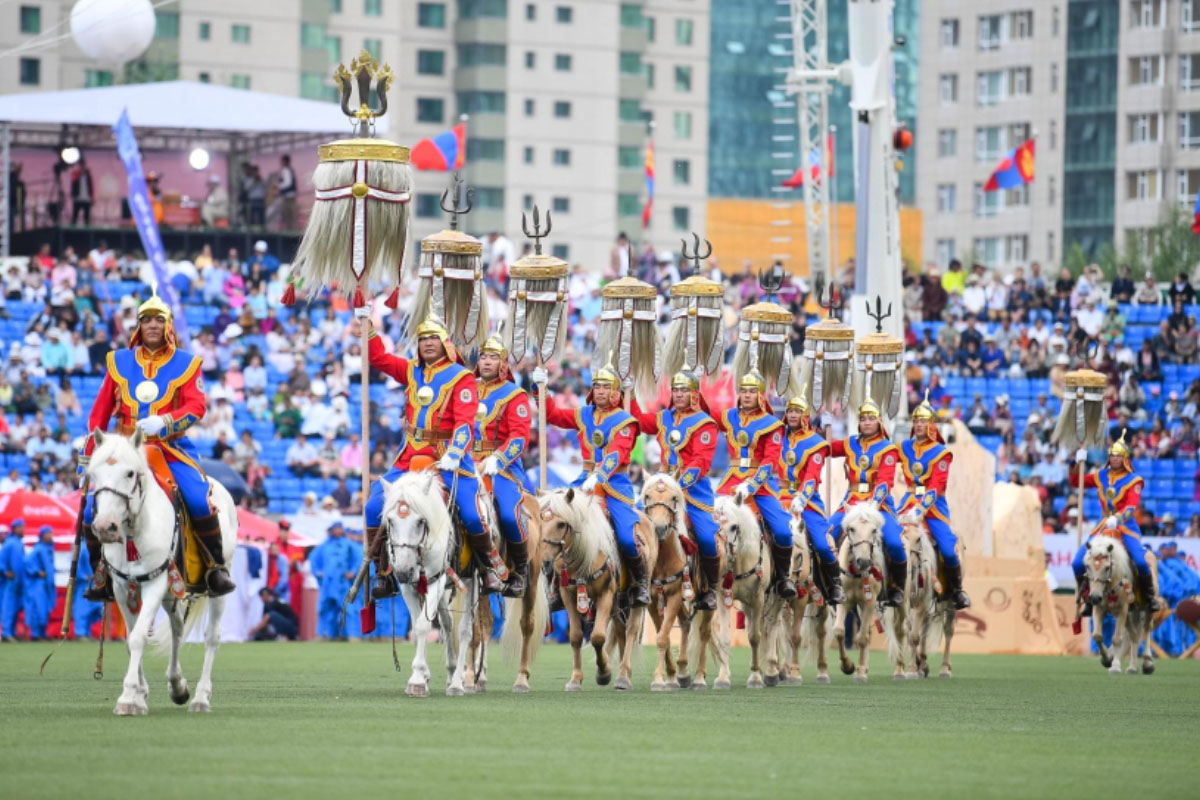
[112,110,189,345]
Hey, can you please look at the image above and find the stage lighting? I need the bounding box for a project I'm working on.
[188,147,211,171]
[61,147,81,165]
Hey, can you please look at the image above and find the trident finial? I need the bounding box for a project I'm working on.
[335,49,394,137]
[680,232,713,274]
[439,173,473,231]
[865,295,893,333]
[814,272,843,317]
[758,262,786,304]
[521,205,553,255]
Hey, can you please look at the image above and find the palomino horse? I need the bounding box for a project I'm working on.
[1083,534,1157,675]
[640,473,715,691]
[832,502,887,684]
[379,470,484,697]
[891,521,958,679]
[539,488,658,691]
[497,492,550,693]
[763,504,820,687]
[711,495,770,690]
[88,429,236,715]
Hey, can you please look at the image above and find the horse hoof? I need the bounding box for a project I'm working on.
[651,681,666,692]
[169,684,190,706]
[893,673,907,682]
[187,701,210,714]
[564,681,582,693]
[839,663,855,676]
[113,702,146,717]
[904,672,920,681]
[512,683,531,694]
[692,678,708,691]
[713,680,731,691]
[938,670,952,679]
[677,675,693,689]
[596,671,612,687]
[746,676,764,690]
[783,676,804,687]
[446,685,465,697]
[406,683,429,698]
[922,666,931,679]
[1100,655,1113,669]
[1125,667,1138,675]
[475,680,487,693]
[763,673,780,688]
[1108,665,1122,675]
[853,674,868,685]
[614,676,633,691]
[663,680,680,692]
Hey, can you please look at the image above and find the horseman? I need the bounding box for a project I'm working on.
[897,394,971,610]
[534,355,651,607]
[777,395,845,605]
[827,400,907,607]
[630,370,722,610]
[363,313,501,596]
[80,289,235,601]
[1071,431,1162,609]
[714,369,797,599]
[473,332,532,599]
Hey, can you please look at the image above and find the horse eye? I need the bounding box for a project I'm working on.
[126,470,134,479]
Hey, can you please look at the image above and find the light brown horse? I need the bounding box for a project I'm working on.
[764,506,819,686]
[712,495,770,689]
[539,488,658,691]
[892,521,959,679]
[832,502,887,684]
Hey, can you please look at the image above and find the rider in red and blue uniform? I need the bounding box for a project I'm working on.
[714,369,797,599]
[897,394,970,609]
[80,289,234,600]
[777,395,845,604]
[1071,431,1163,609]
[474,332,533,598]
[365,314,501,596]
[538,355,651,607]
[631,370,722,610]
[827,399,907,607]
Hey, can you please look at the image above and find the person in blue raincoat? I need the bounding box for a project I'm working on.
[310,521,356,640]
[1,518,27,641]
[1153,541,1200,655]
[23,526,56,640]
[344,529,364,639]
[74,539,104,640]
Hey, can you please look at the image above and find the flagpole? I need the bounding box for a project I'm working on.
[830,124,839,284]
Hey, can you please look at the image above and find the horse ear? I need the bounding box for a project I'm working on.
[734,494,744,507]
[132,427,144,448]
[564,487,575,505]
[1106,543,1114,553]
[92,428,105,446]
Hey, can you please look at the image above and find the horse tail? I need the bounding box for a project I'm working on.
[881,605,903,666]
[500,568,548,665]
[800,605,820,666]
[149,595,209,656]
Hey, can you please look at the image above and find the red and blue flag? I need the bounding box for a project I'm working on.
[641,138,655,229]
[410,123,465,171]
[984,138,1035,192]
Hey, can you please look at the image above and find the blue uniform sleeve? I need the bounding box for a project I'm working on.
[919,489,938,512]
[498,437,525,470]
[679,466,701,489]
[445,423,472,461]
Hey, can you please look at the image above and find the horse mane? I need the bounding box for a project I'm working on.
[383,471,452,549]
[1087,533,1134,578]
[844,501,885,535]
[90,431,149,473]
[541,489,619,576]
[715,496,760,561]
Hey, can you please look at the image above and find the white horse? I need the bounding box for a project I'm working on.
[1083,534,1157,676]
[378,470,480,697]
[763,503,823,687]
[892,521,957,679]
[88,428,236,715]
[712,495,769,690]
[832,502,887,684]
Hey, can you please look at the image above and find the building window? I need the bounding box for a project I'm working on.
[156,11,179,38]
[937,128,957,157]
[618,146,641,168]
[459,0,508,18]
[198,72,210,83]
[364,38,382,60]
[526,3,536,21]
[301,23,325,50]
[1177,169,1200,200]
[417,50,445,75]
[551,244,569,260]
[332,0,342,12]
[552,196,570,213]
[457,91,506,113]
[939,73,958,104]
[1011,10,1032,38]
[231,74,251,89]
[466,138,506,162]
[674,65,692,92]
[327,35,342,63]
[975,125,1003,162]
[1126,170,1162,201]
[555,5,572,23]
[1181,112,1200,149]
[940,18,959,47]
[458,43,507,66]
[417,97,445,123]
[1131,0,1161,28]
[978,14,1002,50]
[676,18,693,45]
[1185,0,1199,32]
[300,73,336,101]
[674,111,692,138]
[554,100,571,118]
[524,147,534,164]
[1049,119,1057,149]
[19,5,40,34]
[418,3,446,27]
[198,21,211,40]
[1131,55,1162,86]
[673,159,690,185]
[523,194,534,211]
[646,16,655,41]
[19,57,39,85]
[1050,63,1058,92]
[645,63,655,88]
[1047,231,1055,262]
[525,51,536,68]
[555,53,572,71]
[553,148,571,166]
[620,99,642,122]
[936,183,957,213]
[1010,67,1031,96]
[620,52,642,76]
[1129,113,1161,144]
[365,0,383,16]
[1052,5,1060,35]
[977,70,1005,106]
[524,99,535,116]
[1048,176,1057,206]
[231,23,250,43]
[617,193,641,216]
[620,4,643,28]
[1182,54,1200,90]
[672,206,689,231]
[475,187,504,209]
[84,69,113,87]
[935,239,956,267]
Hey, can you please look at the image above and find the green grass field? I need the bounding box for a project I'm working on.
[2,640,1196,799]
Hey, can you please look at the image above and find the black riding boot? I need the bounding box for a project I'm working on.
[194,513,236,597]
[695,554,722,611]
[880,559,906,608]
[944,562,971,610]
[82,525,114,602]
[821,560,846,605]
[466,532,504,594]
[367,526,397,599]
[770,544,798,599]
[1136,570,1163,611]
[502,539,529,599]
[623,551,651,607]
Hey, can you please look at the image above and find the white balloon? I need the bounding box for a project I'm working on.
[70,0,156,66]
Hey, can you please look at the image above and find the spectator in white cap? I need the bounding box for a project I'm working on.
[201,174,228,227]
[249,239,280,278]
[1077,296,1103,337]
[1161,513,1179,538]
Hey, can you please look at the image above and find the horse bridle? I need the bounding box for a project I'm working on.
[91,470,146,530]
[845,528,877,574]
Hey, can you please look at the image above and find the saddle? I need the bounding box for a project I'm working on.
[143,447,211,594]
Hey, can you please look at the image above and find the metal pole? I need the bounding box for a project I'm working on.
[1,121,10,258]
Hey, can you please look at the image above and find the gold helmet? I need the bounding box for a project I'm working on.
[785,395,810,414]
[738,369,766,393]
[1109,428,1131,460]
[592,351,620,388]
[858,399,882,419]
[479,332,507,359]
[671,370,700,391]
[137,283,172,322]
[415,313,460,363]
[911,388,936,421]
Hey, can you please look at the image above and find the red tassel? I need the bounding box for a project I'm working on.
[796,586,807,599]
[1072,618,1083,635]
[869,566,884,582]
[679,536,697,556]
[126,538,140,562]
[384,285,401,310]
[722,571,734,590]
[353,285,365,308]
[280,281,296,307]
[360,601,377,635]
[416,571,428,596]
[874,618,885,634]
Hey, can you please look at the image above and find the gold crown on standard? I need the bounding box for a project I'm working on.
[738,369,766,393]
[911,388,936,421]
[1109,428,1131,459]
[671,370,700,391]
[137,283,173,322]
[858,399,882,419]
[480,332,507,358]
[786,395,810,414]
[592,351,620,388]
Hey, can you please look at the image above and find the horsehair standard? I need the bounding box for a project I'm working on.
[799,315,855,412]
[663,275,725,377]
[732,302,800,398]
[541,490,619,578]
[596,276,662,403]
[1052,368,1108,449]
[851,329,904,418]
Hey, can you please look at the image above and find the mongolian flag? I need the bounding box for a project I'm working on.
[410,122,466,171]
[1192,188,1200,235]
[984,138,1035,192]
[782,133,835,188]
[641,138,655,229]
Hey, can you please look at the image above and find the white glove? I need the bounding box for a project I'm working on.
[1075,448,1088,463]
[136,415,166,437]
[437,454,461,472]
[734,482,753,503]
[581,474,599,494]
[1104,515,1118,531]
[900,511,921,527]
[482,455,502,477]
[532,366,549,385]
[354,303,372,320]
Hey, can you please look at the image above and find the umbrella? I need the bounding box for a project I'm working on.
[200,458,248,505]
[0,489,78,535]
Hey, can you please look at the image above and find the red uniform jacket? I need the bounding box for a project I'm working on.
[475,377,532,472]
[544,395,638,475]
[630,398,718,489]
[830,433,899,511]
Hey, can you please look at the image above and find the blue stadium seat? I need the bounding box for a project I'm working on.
[1151,461,1173,479]
[1174,459,1196,478]
[1174,480,1192,500]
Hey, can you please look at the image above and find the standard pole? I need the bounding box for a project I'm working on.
[1075,456,1086,549]
[359,301,371,578]
[537,355,548,490]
